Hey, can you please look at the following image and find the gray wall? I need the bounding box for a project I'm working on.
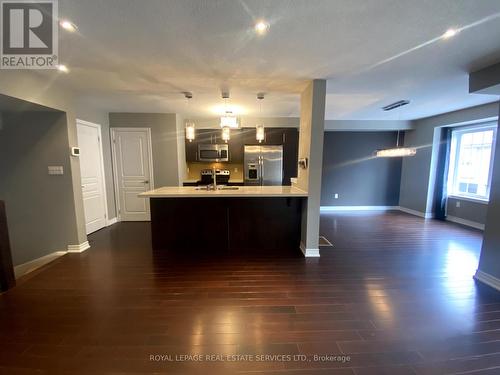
[109,113,180,187]
[447,198,488,225]
[477,102,500,279]
[321,131,402,206]
[0,70,111,255]
[0,112,77,266]
[400,102,499,216]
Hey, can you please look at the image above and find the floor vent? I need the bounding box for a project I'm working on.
[319,236,333,247]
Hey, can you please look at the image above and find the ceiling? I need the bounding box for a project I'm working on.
[47,0,500,120]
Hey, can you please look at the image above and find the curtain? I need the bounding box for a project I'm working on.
[433,128,452,220]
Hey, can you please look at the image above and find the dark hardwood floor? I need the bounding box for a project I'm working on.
[1,211,499,374]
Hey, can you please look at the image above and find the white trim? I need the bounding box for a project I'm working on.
[398,206,434,219]
[320,205,436,219]
[474,270,500,292]
[14,251,67,279]
[441,116,498,129]
[447,195,489,205]
[446,215,485,230]
[107,217,118,226]
[76,119,110,234]
[67,241,90,253]
[300,241,320,257]
[110,127,155,221]
[320,206,399,212]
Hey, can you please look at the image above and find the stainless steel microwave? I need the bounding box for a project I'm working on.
[198,144,229,162]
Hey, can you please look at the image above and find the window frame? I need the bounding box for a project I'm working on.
[447,122,497,202]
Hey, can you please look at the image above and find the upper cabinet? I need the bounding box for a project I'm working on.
[185,138,198,162]
[228,129,244,164]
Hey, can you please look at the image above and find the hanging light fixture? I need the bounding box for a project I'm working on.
[184,92,195,142]
[256,93,265,143]
[219,92,239,129]
[375,131,417,157]
[375,100,416,158]
[221,126,230,142]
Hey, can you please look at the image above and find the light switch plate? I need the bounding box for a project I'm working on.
[456,201,461,208]
[334,193,339,199]
[48,166,64,175]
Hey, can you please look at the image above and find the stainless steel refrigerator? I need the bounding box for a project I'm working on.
[244,145,283,186]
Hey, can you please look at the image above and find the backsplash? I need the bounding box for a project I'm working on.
[186,162,244,181]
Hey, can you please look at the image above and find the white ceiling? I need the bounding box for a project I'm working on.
[48,0,500,120]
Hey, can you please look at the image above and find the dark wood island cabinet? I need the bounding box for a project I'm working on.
[141,186,307,257]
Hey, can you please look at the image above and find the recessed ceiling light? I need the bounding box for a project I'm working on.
[254,20,270,35]
[442,28,459,39]
[57,64,69,73]
[60,20,78,32]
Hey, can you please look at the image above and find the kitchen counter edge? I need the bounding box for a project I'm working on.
[139,186,308,198]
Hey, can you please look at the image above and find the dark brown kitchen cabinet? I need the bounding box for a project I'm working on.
[185,138,198,162]
[282,128,299,185]
[240,127,257,145]
[263,128,285,145]
[228,129,243,163]
[197,129,218,144]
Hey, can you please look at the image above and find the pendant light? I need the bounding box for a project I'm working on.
[221,126,230,142]
[184,92,195,142]
[375,131,417,157]
[256,93,265,143]
[375,100,416,158]
[219,92,239,129]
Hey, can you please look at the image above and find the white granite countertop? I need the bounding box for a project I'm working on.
[139,186,308,198]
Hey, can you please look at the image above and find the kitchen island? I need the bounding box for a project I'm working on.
[140,186,307,256]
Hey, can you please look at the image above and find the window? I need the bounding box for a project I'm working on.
[447,123,497,201]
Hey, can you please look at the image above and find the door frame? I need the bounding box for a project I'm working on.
[76,119,110,230]
[110,127,155,221]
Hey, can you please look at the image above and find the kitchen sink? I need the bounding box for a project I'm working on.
[194,186,240,191]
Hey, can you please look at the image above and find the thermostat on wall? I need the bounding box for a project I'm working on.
[71,147,81,156]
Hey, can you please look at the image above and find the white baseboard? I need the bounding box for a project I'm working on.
[300,241,320,257]
[320,206,399,212]
[107,217,118,226]
[14,251,67,279]
[398,206,434,219]
[474,270,500,292]
[446,215,485,230]
[67,241,90,253]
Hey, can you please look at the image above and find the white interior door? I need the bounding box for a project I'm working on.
[77,120,108,234]
[112,128,153,221]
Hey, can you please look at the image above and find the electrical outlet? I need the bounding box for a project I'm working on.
[456,201,461,208]
[234,167,238,172]
[334,193,339,199]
